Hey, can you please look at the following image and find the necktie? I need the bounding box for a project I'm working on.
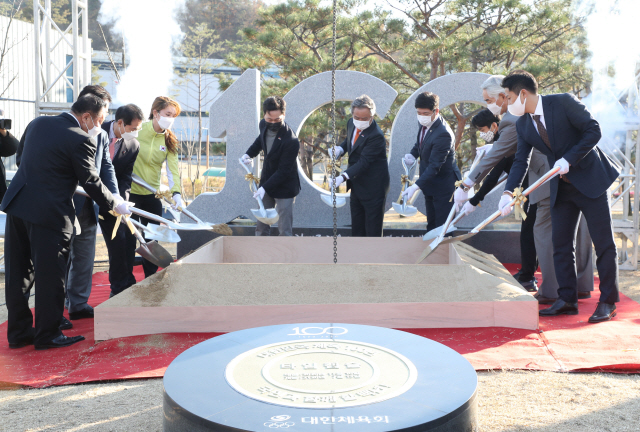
[533,115,552,150]
[352,129,361,149]
[419,126,426,149]
[109,137,117,160]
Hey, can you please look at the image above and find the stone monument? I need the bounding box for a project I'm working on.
[163,323,479,431]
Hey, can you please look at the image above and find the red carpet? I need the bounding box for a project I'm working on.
[1,265,639,388]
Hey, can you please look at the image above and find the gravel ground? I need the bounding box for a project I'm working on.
[1,237,639,431]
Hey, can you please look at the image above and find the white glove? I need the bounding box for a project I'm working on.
[241,154,252,165]
[476,144,493,158]
[461,202,476,216]
[171,193,183,210]
[553,157,570,175]
[331,147,344,159]
[453,181,473,207]
[253,187,265,200]
[402,184,420,202]
[330,175,345,189]
[403,153,416,166]
[114,198,132,216]
[499,194,514,217]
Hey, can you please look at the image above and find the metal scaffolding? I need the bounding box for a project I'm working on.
[33,0,90,116]
[605,83,640,271]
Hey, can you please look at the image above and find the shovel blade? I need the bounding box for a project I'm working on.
[251,209,279,225]
[321,194,346,208]
[416,231,478,264]
[392,202,418,217]
[136,241,174,268]
[144,223,181,243]
[422,224,456,241]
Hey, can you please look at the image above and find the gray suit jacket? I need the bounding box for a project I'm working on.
[527,148,550,205]
[468,111,518,183]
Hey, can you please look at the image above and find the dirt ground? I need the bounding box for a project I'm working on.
[1,236,639,431]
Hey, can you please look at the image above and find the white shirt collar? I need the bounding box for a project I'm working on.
[530,95,544,119]
[65,112,81,128]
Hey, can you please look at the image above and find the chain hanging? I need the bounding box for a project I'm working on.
[330,0,338,264]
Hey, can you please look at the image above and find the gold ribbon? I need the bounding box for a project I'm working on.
[244,173,261,192]
[450,180,466,202]
[396,174,413,203]
[154,188,184,212]
[512,187,528,221]
[108,211,136,240]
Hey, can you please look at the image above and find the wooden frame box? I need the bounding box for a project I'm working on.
[95,237,538,340]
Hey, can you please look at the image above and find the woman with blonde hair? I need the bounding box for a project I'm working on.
[130,96,182,277]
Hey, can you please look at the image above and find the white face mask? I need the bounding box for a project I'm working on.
[84,116,101,138]
[158,115,175,130]
[353,118,371,130]
[479,130,495,143]
[417,113,435,127]
[119,122,138,140]
[507,91,527,117]
[486,94,506,116]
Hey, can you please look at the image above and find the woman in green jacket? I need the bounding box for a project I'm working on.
[130,96,182,277]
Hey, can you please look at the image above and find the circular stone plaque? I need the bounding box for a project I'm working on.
[163,324,478,431]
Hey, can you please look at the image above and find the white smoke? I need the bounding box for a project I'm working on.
[576,0,640,155]
[98,0,186,114]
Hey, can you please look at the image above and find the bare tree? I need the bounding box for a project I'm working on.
[0,0,27,98]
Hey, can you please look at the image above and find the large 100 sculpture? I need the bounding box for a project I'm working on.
[187,69,493,228]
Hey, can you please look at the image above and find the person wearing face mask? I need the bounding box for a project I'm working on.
[452,75,519,210]
[130,96,182,278]
[499,70,619,323]
[2,94,129,350]
[15,86,123,327]
[100,104,144,297]
[242,96,301,236]
[401,92,461,233]
[331,95,390,237]
[464,109,539,292]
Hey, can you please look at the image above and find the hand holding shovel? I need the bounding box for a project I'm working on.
[392,159,419,217]
[416,167,561,263]
[238,158,280,225]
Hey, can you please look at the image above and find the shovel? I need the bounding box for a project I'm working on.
[416,166,561,263]
[73,188,174,267]
[418,201,459,261]
[392,159,419,217]
[320,148,347,208]
[129,219,181,243]
[423,172,509,241]
[129,220,174,268]
[130,174,232,235]
[238,158,280,225]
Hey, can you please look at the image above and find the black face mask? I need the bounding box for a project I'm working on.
[267,121,282,132]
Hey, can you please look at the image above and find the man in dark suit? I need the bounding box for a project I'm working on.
[2,94,131,349]
[242,96,301,236]
[331,94,390,237]
[402,92,462,232]
[65,86,119,320]
[499,70,620,323]
[0,109,19,201]
[100,104,144,297]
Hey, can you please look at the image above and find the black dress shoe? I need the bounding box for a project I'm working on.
[59,316,73,330]
[578,291,592,299]
[8,328,36,348]
[588,302,616,323]
[534,293,556,304]
[519,277,538,293]
[69,306,94,320]
[35,334,85,350]
[9,337,35,349]
[539,299,579,316]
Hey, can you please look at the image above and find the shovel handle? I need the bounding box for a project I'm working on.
[471,167,561,234]
[434,203,458,244]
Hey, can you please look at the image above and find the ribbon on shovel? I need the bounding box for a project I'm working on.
[450,179,466,202]
[108,211,136,240]
[396,174,412,203]
[512,187,528,221]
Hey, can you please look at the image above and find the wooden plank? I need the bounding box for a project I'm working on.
[95,300,539,341]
